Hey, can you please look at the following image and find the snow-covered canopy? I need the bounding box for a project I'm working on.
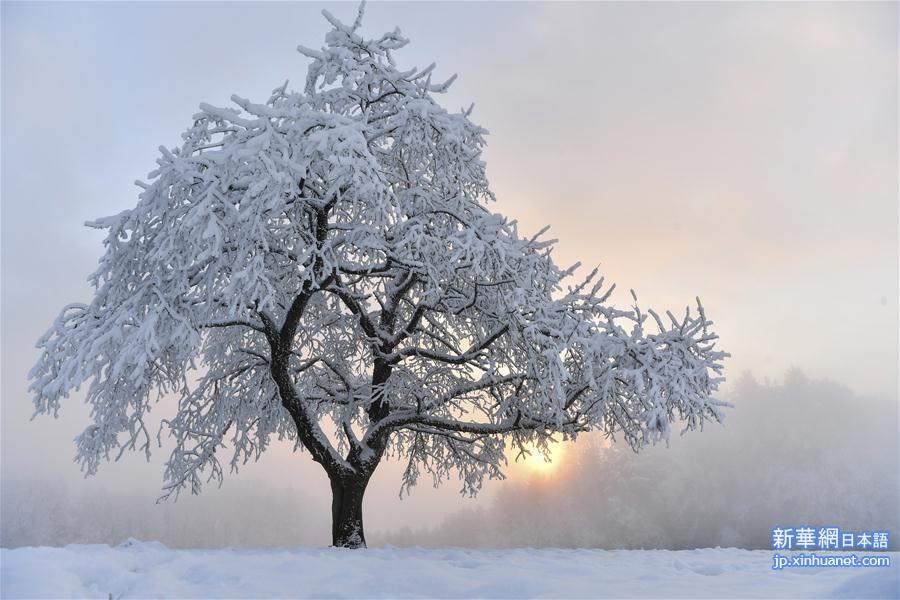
[29,4,728,498]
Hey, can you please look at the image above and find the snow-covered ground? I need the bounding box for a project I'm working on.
[1,541,897,599]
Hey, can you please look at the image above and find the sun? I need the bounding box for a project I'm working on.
[520,441,567,475]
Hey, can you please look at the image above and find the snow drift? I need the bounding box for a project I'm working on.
[2,541,897,599]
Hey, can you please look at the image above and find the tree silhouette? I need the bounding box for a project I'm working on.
[30,4,728,548]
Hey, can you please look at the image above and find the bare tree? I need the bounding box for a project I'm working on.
[29,5,728,548]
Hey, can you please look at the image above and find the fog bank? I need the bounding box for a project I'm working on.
[380,372,899,550]
[3,372,896,550]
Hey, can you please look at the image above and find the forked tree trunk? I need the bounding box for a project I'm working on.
[330,473,369,548]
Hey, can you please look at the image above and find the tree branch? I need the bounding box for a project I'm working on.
[387,325,509,365]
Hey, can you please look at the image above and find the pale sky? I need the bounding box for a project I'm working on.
[2,2,897,537]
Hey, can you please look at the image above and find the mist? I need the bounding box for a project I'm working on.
[0,478,325,549]
[379,371,899,550]
[3,371,895,550]
[2,1,897,555]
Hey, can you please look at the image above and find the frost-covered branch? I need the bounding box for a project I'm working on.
[29,3,728,515]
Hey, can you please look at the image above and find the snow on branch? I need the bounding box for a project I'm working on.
[29,4,728,499]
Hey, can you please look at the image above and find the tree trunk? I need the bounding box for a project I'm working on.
[330,474,369,548]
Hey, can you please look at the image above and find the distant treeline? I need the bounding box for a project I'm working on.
[0,478,327,549]
[3,372,897,550]
[379,372,899,550]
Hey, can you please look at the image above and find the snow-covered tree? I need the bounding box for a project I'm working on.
[29,4,728,548]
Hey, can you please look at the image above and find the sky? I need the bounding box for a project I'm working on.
[2,1,898,544]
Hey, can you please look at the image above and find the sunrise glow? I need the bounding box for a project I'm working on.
[521,442,567,475]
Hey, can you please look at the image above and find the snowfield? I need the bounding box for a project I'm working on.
[1,541,897,599]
